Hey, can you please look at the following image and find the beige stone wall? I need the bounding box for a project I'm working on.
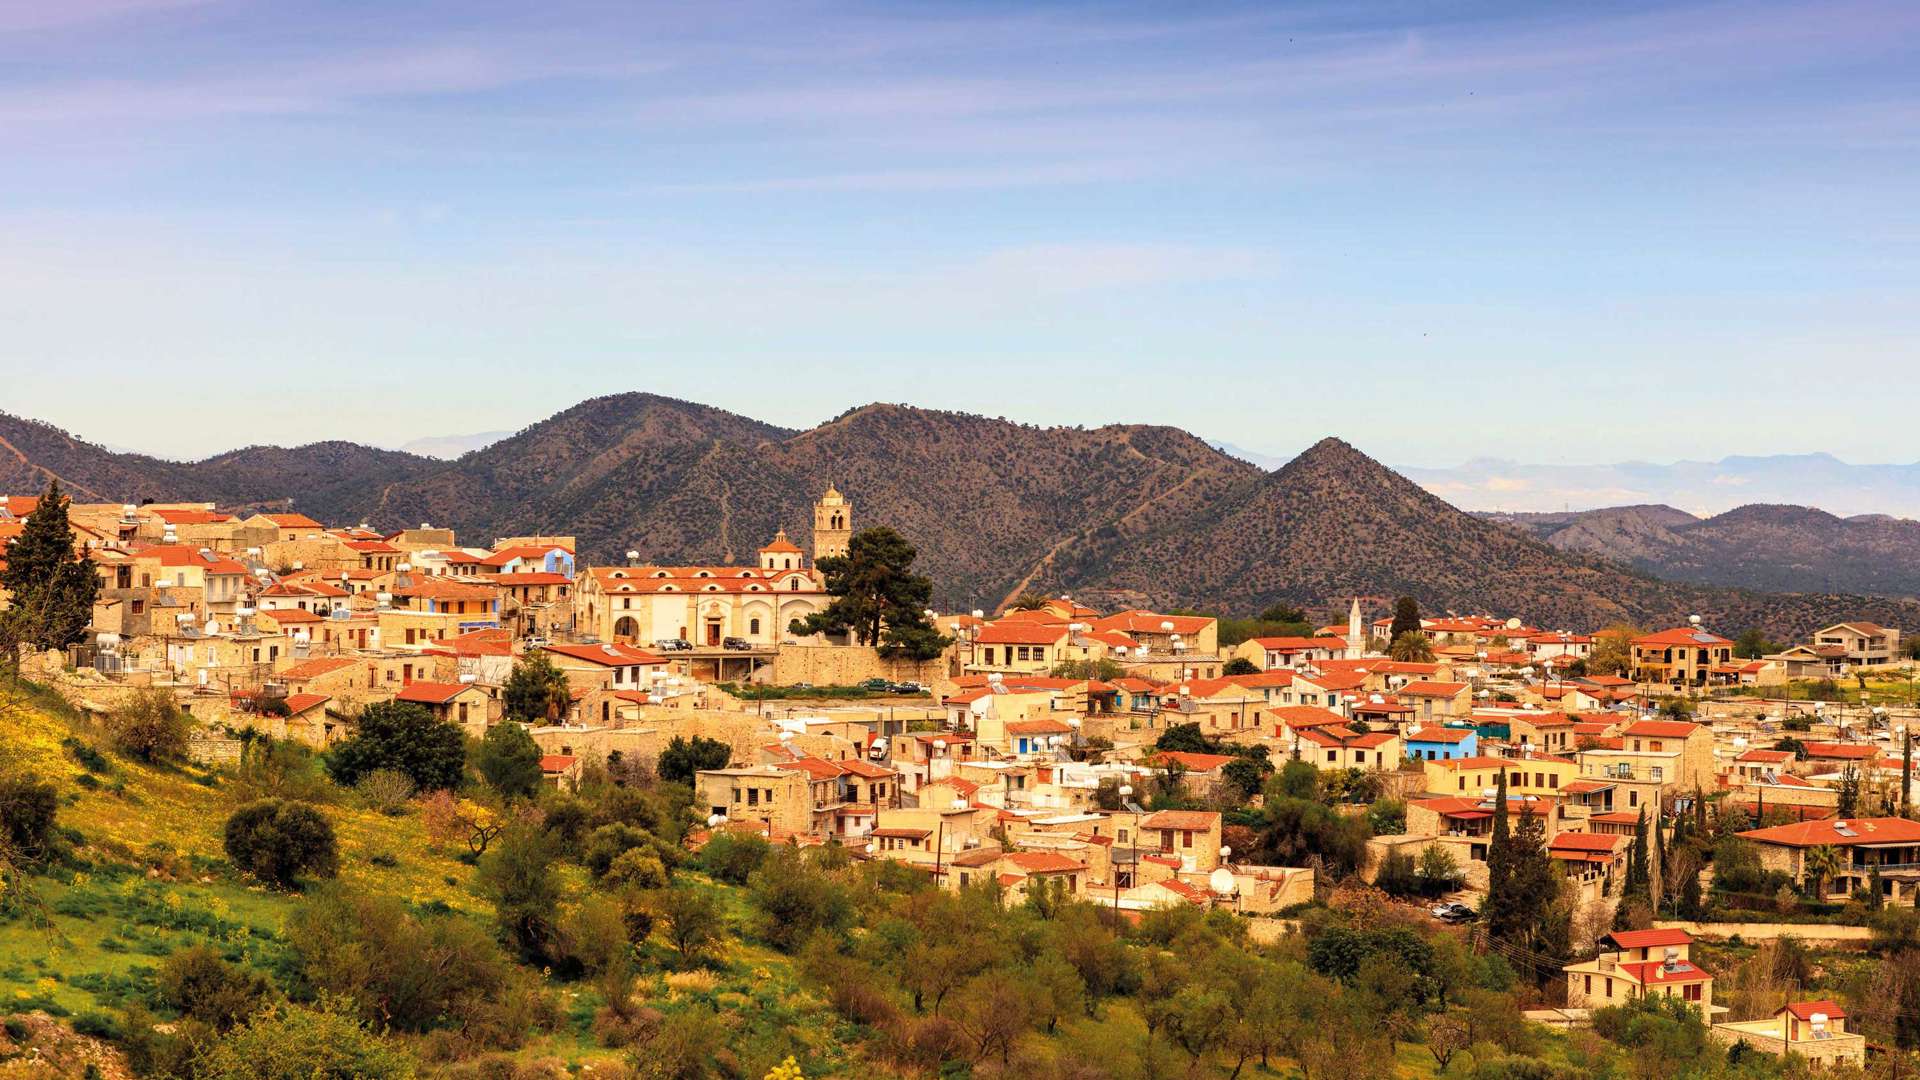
[769,644,946,688]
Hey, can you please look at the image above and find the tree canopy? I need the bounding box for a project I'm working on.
[475,720,544,799]
[501,650,572,723]
[0,481,101,652]
[1388,596,1421,644]
[789,527,950,661]
[324,701,466,791]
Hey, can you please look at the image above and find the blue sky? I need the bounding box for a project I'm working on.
[1,0,1915,465]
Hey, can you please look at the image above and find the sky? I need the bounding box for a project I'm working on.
[1,0,1916,466]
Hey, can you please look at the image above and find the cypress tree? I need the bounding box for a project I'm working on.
[0,481,100,652]
[1389,596,1422,644]
[1903,732,1912,819]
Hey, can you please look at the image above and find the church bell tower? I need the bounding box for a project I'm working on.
[812,484,852,564]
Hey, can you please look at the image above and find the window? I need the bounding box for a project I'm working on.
[1326,751,1337,763]
[1584,975,1592,995]
[750,618,761,635]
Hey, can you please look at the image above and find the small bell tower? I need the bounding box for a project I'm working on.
[812,484,852,563]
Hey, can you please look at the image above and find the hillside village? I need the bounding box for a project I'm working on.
[2,481,1919,1078]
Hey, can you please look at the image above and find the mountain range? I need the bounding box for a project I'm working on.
[1491,504,1920,599]
[6,395,1920,639]
[1402,454,1920,519]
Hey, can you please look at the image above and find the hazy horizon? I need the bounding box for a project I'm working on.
[3,0,1916,465]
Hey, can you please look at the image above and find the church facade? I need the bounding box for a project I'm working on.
[573,488,850,648]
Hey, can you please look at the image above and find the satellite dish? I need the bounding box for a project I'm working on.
[1506,617,1522,630]
[1208,866,1236,896]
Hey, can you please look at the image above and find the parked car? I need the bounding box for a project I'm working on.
[722,637,752,651]
[1430,902,1476,923]
[653,638,693,652]
[894,681,929,695]
[860,678,894,692]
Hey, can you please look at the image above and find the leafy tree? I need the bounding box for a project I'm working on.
[289,885,515,1033]
[1223,657,1260,676]
[475,720,543,798]
[501,650,572,723]
[788,527,951,660]
[195,998,416,1080]
[1838,765,1861,817]
[1050,657,1125,681]
[103,688,191,762]
[1222,756,1271,801]
[223,799,339,889]
[0,776,60,864]
[1154,722,1216,755]
[747,847,854,952]
[1389,631,1435,663]
[1589,624,1645,677]
[324,701,465,791]
[156,945,273,1033]
[657,885,727,967]
[657,735,731,785]
[1417,844,1463,895]
[1388,596,1421,644]
[1733,628,1778,659]
[0,481,100,651]
[478,825,567,965]
[697,831,771,885]
[1260,601,1308,624]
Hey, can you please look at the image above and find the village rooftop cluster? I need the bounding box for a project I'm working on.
[2,485,1914,1068]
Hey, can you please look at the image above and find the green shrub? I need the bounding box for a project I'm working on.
[222,800,338,889]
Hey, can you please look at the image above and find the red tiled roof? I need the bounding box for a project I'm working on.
[1803,742,1880,760]
[1247,635,1348,652]
[1622,720,1701,739]
[1740,816,1920,847]
[281,693,329,715]
[539,754,577,773]
[1091,610,1213,635]
[1398,680,1468,697]
[542,642,667,667]
[1406,726,1474,743]
[1736,749,1794,763]
[1004,851,1088,875]
[395,681,472,705]
[1297,727,1396,749]
[1271,705,1349,729]
[1150,751,1237,772]
[1633,627,1733,647]
[1604,927,1693,949]
[282,656,357,680]
[976,622,1069,645]
[1784,1000,1845,1021]
[1005,719,1074,735]
[263,513,324,529]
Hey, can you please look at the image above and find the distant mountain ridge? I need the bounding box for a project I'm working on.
[6,398,1920,638]
[1406,453,1920,518]
[1491,503,1920,599]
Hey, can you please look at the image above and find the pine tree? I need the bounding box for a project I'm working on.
[0,481,100,652]
[502,650,571,723]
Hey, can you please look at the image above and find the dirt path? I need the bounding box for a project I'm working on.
[0,431,109,501]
